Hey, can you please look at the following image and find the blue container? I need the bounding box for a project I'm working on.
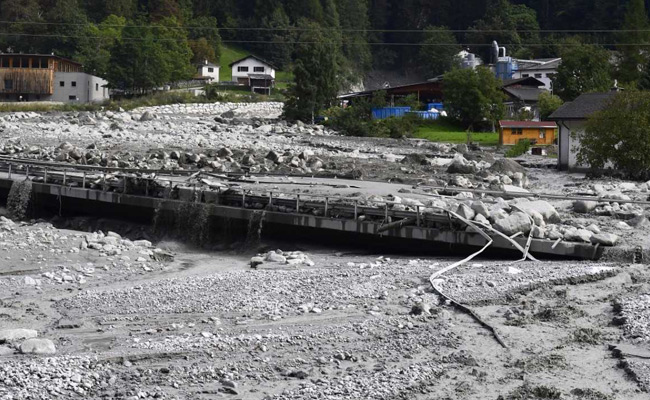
[371,107,411,120]
[409,111,440,120]
[427,102,444,111]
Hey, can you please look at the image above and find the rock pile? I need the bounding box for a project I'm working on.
[251,249,315,268]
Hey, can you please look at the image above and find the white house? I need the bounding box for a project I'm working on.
[229,55,276,85]
[512,58,561,91]
[196,60,220,82]
[548,91,616,170]
[51,72,109,103]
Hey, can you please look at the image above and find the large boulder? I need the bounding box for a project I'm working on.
[573,200,598,213]
[0,329,38,343]
[489,159,526,175]
[456,204,475,220]
[564,228,593,243]
[515,200,561,224]
[493,212,532,236]
[139,111,155,122]
[591,233,620,246]
[447,160,477,174]
[19,339,56,355]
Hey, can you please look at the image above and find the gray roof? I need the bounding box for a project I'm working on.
[548,92,617,120]
[518,58,561,71]
[503,87,546,102]
[501,77,545,88]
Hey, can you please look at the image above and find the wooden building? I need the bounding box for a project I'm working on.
[499,120,557,146]
[0,54,108,102]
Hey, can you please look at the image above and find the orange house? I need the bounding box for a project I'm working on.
[498,120,557,146]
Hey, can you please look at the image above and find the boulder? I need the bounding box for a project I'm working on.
[489,158,526,175]
[266,150,281,163]
[0,328,38,343]
[139,111,155,122]
[19,338,56,355]
[265,251,287,263]
[515,200,561,223]
[493,212,532,236]
[573,200,598,213]
[591,233,620,246]
[447,160,477,174]
[217,147,233,158]
[250,256,264,268]
[471,201,490,218]
[456,204,475,220]
[564,228,593,243]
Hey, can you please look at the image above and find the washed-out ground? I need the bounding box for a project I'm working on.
[1,103,650,399]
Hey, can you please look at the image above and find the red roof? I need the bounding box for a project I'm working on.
[499,120,557,129]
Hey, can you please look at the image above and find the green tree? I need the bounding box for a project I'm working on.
[580,91,650,178]
[419,26,460,78]
[187,16,221,62]
[189,37,216,64]
[538,91,563,120]
[617,0,650,84]
[75,15,125,77]
[336,0,371,76]
[553,40,612,101]
[108,17,193,92]
[283,20,342,122]
[443,66,505,130]
[466,0,540,60]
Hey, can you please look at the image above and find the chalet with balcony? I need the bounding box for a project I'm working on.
[229,55,276,94]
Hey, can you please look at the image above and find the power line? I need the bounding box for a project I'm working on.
[0,31,649,46]
[2,19,650,33]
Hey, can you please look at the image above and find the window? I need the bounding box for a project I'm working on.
[0,58,9,68]
[208,67,214,73]
[4,79,12,90]
[512,128,523,135]
[237,66,249,72]
[68,95,77,101]
[522,73,529,78]
[60,81,65,87]
[95,83,99,91]
[539,129,546,139]
[71,81,77,87]
[18,58,27,68]
[254,66,265,72]
[534,73,542,78]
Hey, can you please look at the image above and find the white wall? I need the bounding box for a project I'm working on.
[198,65,220,82]
[52,72,109,103]
[558,120,588,170]
[231,58,275,81]
[512,68,556,91]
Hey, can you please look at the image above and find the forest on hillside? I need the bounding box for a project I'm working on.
[1,0,648,93]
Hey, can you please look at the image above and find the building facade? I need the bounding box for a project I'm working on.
[512,58,561,91]
[197,61,220,82]
[229,55,276,85]
[0,54,109,103]
[548,92,616,170]
[498,120,557,146]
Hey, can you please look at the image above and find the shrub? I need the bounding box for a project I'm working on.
[505,139,532,158]
[581,91,650,179]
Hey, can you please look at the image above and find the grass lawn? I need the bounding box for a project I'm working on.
[219,45,294,89]
[219,45,249,82]
[414,121,499,146]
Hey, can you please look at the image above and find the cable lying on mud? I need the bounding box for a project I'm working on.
[428,208,510,349]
